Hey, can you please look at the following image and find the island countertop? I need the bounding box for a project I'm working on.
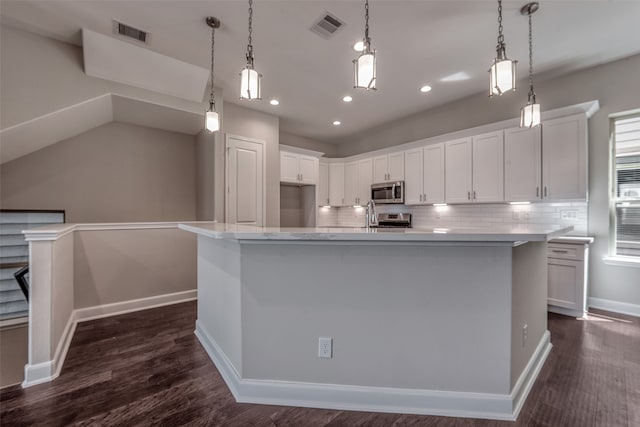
[179,222,572,243]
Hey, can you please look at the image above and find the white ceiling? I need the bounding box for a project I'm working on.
[2,1,640,145]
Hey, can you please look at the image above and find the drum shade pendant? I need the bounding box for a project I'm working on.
[240,0,261,100]
[489,0,517,96]
[205,17,220,133]
[520,2,541,128]
[353,0,376,90]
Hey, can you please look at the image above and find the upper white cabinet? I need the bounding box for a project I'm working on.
[504,126,542,202]
[542,114,588,200]
[373,152,404,183]
[472,131,504,203]
[445,138,473,203]
[405,144,445,205]
[280,151,318,185]
[329,162,345,206]
[345,158,373,206]
[445,132,504,204]
[318,161,329,206]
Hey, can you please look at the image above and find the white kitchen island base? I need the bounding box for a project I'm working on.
[180,224,570,421]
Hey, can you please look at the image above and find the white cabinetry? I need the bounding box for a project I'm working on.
[280,151,318,185]
[329,163,345,206]
[318,161,329,206]
[405,144,445,205]
[504,126,542,201]
[345,158,373,206]
[547,238,592,317]
[445,132,504,204]
[373,152,404,183]
[542,114,588,200]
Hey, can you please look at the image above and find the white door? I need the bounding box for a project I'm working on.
[504,126,542,201]
[404,148,424,205]
[344,161,359,206]
[472,131,504,203]
[372,156,388,183]
[226,135,264,226]
[357,158,373,205]
[424,143,445,204]
[318,162,329,206]
[445,138,472,203]
[388,152,405,181]
[280,152,299,183]
[329,163,345,206]
[299,155,318,185]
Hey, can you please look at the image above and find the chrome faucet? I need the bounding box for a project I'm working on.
[365,199,378,229]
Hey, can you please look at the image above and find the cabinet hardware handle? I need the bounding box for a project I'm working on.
[424,193,427,202]
[419,194,422,202]
[552,250,569,253]
[468,191,471,200]
[536,187,539,197]
[473,191,476,200]
[544,186,547,197]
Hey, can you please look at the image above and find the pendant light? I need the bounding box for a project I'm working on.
[520,2,540,128]
[353,0,376,90]
[205,17,220,133]
[489,0,517,96]
[240,0,261,100]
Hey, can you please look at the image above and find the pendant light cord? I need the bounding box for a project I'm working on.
[527,11,535,101]
[209,24,216,109]
[364,0,371,49]
[246,0,254,67]
[497,0,504,46]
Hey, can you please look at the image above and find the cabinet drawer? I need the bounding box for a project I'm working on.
[547,243,584,261]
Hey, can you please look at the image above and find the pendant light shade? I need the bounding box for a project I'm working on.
[240,0,262,100]
[489,0,517,96]
[354,0,377,90]
[520,2,540,128]
[205,16,220,133]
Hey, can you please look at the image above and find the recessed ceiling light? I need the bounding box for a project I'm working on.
[420,85,432,93]
[342,95,353,102]
[333,120,341,126]
[269,99,279,106]
[353,41,364,51]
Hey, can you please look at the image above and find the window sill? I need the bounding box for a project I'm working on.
[0,316,28,331]
[602,256,640,268]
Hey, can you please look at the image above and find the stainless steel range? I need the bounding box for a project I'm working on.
[376,213,412,228]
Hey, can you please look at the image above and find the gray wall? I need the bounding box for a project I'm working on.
[334,54,640,308]
[280,131,339,158]
[1,122,197,223]
[223,102,280,227]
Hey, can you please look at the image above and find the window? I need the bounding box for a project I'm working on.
[612,114,640,258]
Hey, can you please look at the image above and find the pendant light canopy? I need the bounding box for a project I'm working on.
[240,0,261,100]
[520,2,541,128]
[205,16,220,133]
[489,0,517,96]
[353,0,376,90]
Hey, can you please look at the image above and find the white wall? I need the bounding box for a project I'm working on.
[223,102,280,227]
[333,54,640,308]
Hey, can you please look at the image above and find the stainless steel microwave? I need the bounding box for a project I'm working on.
[371,181,404,204]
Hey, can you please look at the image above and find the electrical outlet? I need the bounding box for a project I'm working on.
[318,337,332,359]
[522,324,528,347]
[560,210,578,220]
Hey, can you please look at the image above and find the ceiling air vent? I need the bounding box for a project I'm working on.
[112,20,150,44]
[310,12,345,39]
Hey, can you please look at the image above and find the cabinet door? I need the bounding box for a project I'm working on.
[299,155,318,185]
[357,158,373,205]
[542,114,587,200]
[329,163,345,206]
[280,152,299,183]
[404,148,424,205]
[548,258,583,311]
[373,155,388,183]
[318,162,329,206]
[445,138,473,203]
[388,152,405,181]
[344,161,359,206]
[424,143,445,204]
[472,131,504,203]
[504,126,542,201]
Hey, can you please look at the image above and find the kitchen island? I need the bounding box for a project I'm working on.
[179,223,572,421]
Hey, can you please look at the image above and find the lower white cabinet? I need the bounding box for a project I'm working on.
[547,239,592,317]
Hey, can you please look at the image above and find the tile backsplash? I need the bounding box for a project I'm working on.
[317,202,588,236]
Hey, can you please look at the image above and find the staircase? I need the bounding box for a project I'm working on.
[0,210,65,321]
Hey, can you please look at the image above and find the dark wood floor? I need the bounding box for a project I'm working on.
[1,301,638,426]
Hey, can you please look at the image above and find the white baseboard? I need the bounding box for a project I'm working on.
[588,297,640,318]
[22,290,196,388]
[548,305,585,318]
[195,322,551,421]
